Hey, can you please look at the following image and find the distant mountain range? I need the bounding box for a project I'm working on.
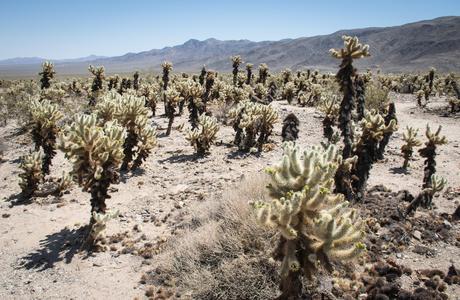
[1,16,459,77]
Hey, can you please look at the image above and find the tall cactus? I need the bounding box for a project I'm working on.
[330,36,370,159]
[376,102,398,160]
[245,63,253,86]
[161,61,173,114]
[88,65,105,105]
[251,143,365,299]
[39,61,56,90]
[231,56,242,86]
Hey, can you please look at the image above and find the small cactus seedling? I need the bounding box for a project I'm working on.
[231,55,242,86]
[18,150,44,198]
[330,35,370,159]
[59,114,125,245]
[29,99,63,174]
[352,111,397,200]
[39,61,56,90]
[401,126,422,169]
[406,174,447,215]
[251,143,365,299]
[186,114,219,156]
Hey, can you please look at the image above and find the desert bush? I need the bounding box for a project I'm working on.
[251,142,365,298]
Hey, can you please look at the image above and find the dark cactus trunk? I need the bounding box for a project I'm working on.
[121,129,137,171]
[376,103,397,160]
[355,76,365,121]
[337,57,355,159]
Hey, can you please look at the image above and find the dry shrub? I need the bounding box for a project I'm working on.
[365,81,390,113]
[148,174,279,299]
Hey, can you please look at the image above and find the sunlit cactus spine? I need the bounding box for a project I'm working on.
[29,99,63,174]
[186,114,219,156]
[231,55,242,86]
[330,35,370,159]
[376,102,397,160]
[245,63,253,85]
[18,150,44,198]
[352,111,397,200]
[58,114,125,246]
[39,61,56,90]
[88,65,105,105]
[251,143,365,299]
[401,126,422,169]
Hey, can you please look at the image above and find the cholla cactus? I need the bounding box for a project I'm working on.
[115,94,156,171]
[39,61,55,89]
[19,150,44,198]
[133,71,140,90]
[87,210,119,248]
[58,114,125,244]
[95,91,120,123]
[256,104,278,151]
[231,55,242,86]
[419,125,447,192]
[29,99,63,174]
[203,70,215,104]
[376,102,398,160]
[319,92,340,142]
[161,61,173,113]
[251,143,365,299]
[283,82,296,104]
[406,174,447,215]
[88,65,105,105]
[199,65,207,85]
[245,63,253,85]
[253,83,268,101]
[186,114,219,156]
[257,63,269,86]
[401,126,422,169]
[352,111,397,200]
[181,80,204,129]
[330,35,370,159]
[165,86,182,136]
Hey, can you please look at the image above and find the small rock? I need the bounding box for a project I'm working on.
[412,230,422,240]
[2,213,10,218]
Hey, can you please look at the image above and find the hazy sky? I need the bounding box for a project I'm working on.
[1,0,458,59]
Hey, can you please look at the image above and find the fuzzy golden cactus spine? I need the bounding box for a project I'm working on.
[419,125,447,193]
[352,111,397,200]
[88,65,105,105]
[231,55,242,86]
[29,99,63,174]
[19,150,44,198]
[251,143,365,299]
[330,35,370,159]
[376,102,397,160]
[401,126,422,169]
[186,114,219,156]
[59,114,125,244]
[39,61,55,90]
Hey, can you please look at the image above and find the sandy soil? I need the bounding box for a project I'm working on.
[0,93,459,299]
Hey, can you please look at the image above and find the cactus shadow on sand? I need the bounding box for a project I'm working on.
[19,226,87,271]
[390,166,409,175]
[158,153,200,164]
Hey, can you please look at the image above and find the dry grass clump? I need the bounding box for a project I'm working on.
[365,81,390,113]
[147,174,280,299]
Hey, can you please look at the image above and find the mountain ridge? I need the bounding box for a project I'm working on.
[1,16,459,77]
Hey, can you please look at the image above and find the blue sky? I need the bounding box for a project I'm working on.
[0,0,458,59]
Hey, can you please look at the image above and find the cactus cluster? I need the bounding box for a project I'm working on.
[59,114,125,244]
[186,114,219,156]
[29,99,63,174]
[406,174,447,215]
[419,125,447,194]
[228,101,278,152]
[88,65,105,105]
[251,143,364,298]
